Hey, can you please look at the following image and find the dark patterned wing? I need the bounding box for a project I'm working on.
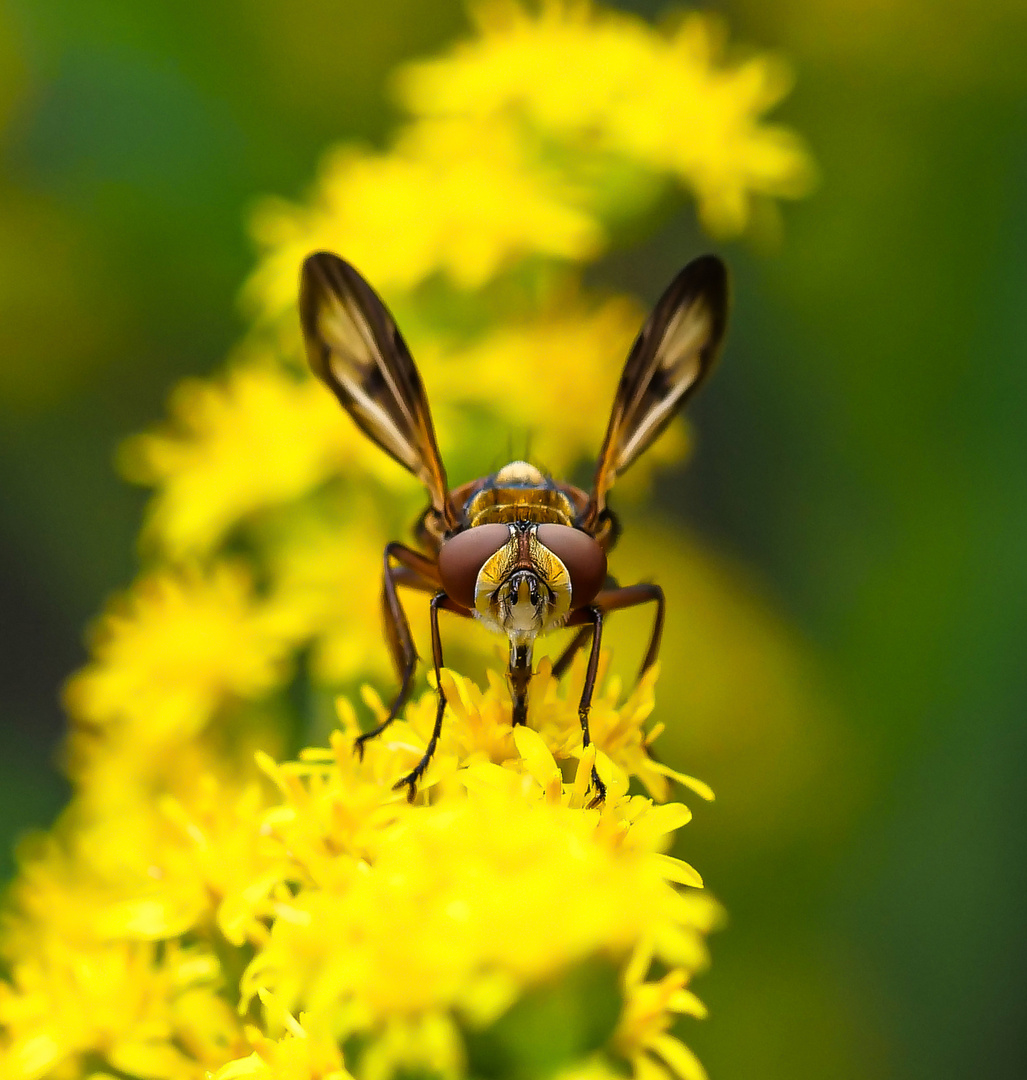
[587,255,729,524]
[300,251,452,523]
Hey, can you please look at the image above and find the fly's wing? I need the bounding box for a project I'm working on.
[586,254,729,525]
[300,251,452,524]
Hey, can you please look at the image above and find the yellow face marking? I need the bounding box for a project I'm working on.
[474,531,519,624]
[472,525,573,637]
[528,530,572,625]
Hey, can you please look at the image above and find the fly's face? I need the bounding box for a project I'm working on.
[437,521,607,644]
[299,249,729,803]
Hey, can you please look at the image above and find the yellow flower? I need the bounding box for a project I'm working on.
[245,782,709,1027]
[262,505,396,685]
[615,943,714,1080]
[246,116,603,320]
[5,773,283,956]
[6,654,716,1080]
[245,1,812,326]
[231,666,716,1079]
[0,762,292,1079]
[0,933,242,1080]
[214,1008,353,1080]
[64,563,295,749]
[376,659,708,805]
[395,0,815,234]
[119,355,373,559]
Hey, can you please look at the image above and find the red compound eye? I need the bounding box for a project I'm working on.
[438,524,511,610]
[536,525,607,609]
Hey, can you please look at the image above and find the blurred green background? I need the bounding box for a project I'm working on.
[1,1,1024,1078]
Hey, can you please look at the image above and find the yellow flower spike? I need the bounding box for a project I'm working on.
[395,0,814,237]
[64,563,294,753]
[246,116,603,316]
[617,963,712,1080]
[2,654,718,1080]
[120,357,381,559]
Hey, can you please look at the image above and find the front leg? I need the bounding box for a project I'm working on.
[577,606,606,807]
[355,542,440,759]
[393,592,466,801]
[551,582,664,685]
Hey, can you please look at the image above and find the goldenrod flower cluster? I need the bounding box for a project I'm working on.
[0,3,814,1079]
[4,663,717,1080]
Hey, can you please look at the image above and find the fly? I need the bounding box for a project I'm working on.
[299,252,728,803]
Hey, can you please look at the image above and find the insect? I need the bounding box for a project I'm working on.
[300,251,728,803]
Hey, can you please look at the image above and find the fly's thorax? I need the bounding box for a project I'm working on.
[437,519,608,642]
[462,461,578,529]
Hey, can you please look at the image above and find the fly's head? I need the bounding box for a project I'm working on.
[438,521,607,645]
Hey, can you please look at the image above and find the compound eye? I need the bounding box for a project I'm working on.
[536,525,607,609]
[438,524,511,610]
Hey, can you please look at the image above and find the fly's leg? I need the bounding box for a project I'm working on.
[557,583,666,806]
[554,583,665,686]
[597,583,665,682]
[551,625,593,680]
[573,605,606,807]
[355,542,440,759]
[393,591,455,801]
